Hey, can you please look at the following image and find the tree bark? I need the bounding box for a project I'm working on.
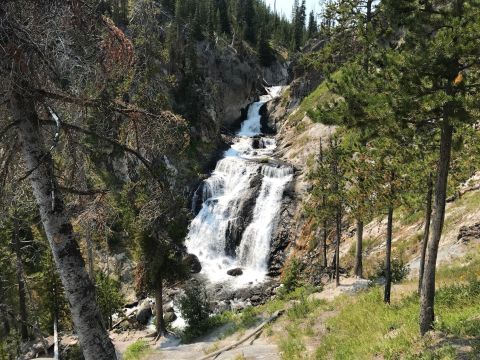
[420,121,453,335]
[86,228,95,281]
[418,172,433,295]
[354,219,364,278]
[322,220,328,268]
[363,0,373,73]
[11,93,117,360]
[155,276,166,337]
[335,206,341,287]
[384,206,393,304]
[384,170,395,304]
[13,214,29,341]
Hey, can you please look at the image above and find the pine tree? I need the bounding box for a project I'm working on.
[307,10,317,38]
[217,0,231,35]
[379,0,480,334]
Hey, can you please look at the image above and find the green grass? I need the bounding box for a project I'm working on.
[312,253,480,360]
[288,71,341,125]
[123,340,151,360]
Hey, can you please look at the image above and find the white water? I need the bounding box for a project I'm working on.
[186,86,292,288]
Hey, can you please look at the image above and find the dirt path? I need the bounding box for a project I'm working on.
[143,327,279,360]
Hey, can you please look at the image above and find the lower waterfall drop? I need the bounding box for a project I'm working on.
[185,86,292,287]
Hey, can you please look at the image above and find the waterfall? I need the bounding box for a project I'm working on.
[186,86,292,287]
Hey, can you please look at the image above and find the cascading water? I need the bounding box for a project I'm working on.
[186,86,292,288]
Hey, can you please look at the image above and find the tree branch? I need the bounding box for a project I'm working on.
[39,119,153,171]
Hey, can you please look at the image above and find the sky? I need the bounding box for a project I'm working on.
[263,0,321,20]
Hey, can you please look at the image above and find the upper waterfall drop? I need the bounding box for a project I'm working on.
[185,86,292,288]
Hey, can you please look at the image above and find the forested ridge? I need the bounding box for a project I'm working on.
[1,0,480,359]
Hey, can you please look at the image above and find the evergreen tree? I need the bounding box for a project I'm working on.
[257,27,275,66]
[307,10,317,38]
[379,0,480,335]
[217,0,231,35]
[292,0,307,51]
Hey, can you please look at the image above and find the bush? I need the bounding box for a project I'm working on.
[372,258,410,284]
[280,258,301,296]
[95,272,124,329]
[178,282,213,342]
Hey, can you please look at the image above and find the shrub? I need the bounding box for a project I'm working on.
[178,282,213,342]
[281,258,301,295]
[371,258,410,284]
[95,272,124,329]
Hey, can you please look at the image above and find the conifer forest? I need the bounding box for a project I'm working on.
[1,1,480,359]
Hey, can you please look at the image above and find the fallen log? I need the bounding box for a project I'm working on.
[198,310,284,360]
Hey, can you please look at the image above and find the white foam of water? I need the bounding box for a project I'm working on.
[186,87,290,288]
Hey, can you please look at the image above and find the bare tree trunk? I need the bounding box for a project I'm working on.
[354,219,364,278]
[13,214,29,341]
[86,228,95,281]
[11,93,117,360]
[335,206,341,287]
[322,220,328,268]
[384,206,393,304]
[418,173,433,295]
[363,0,373,73]
[420,121,453,335]
[155,276,166,337]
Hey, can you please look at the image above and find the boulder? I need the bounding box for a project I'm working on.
[163,304,175,314]
[163,312,177,324]
[183,254,202,274]
[458,223,480,243]
[136,300,152,325]
[227,268,243,277]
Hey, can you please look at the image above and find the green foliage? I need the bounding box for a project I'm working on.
[372,258,410,284]
[280,258,301,295]
[178,282,212,342]
[123,340,151,360]
[95,272,124,329]
[315,278,480,359]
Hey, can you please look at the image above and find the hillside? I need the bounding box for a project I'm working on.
[1,1,480,360]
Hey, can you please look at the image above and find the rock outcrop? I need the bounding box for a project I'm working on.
[224,173,262,256]
[458,223,480,243]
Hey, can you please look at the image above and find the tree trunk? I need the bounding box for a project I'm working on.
[86,228,95,281]
[418,173,433,295]
[322,220,328,268]
[384,206,393,304]
[420,121,453,335]
[11,93,117,360]
[155,276,166,337]
[363,0,373,73]
[13,215,29,341]
[354,219,364,278]
[335,206,341,287]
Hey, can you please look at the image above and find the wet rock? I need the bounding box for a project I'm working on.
[136,300,153,325]
[183,254,202,274]
[164,312,177,323]
[227,268,243,277]
[250,295,261,304]
[163,304,175,314]
[215,300,231,313]
[224,173,263,256]
[268,189,296,277]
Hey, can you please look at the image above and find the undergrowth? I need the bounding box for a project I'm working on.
[123,340,151,360]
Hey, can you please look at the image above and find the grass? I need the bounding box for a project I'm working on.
[123,340,151,360]
[261,249,480,360]
[287,71,341,126]
[312,251,480,360]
